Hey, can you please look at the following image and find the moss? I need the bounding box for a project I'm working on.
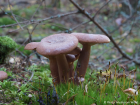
[1,64,139,104]
[136,73,140,80]
[0,17,16,26]
[0,36,17,63]
[130,38,140,43]
[41,23,65,31]
[12,5,38,18]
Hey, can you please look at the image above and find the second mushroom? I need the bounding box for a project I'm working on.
[71,33,110,84]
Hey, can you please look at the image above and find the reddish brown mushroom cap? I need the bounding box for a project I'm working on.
[24,42,40,50]
[36,33,78,56]
[35,33,78,83]
[66,54,76,63]
[0,71,8,81]
[68,47,81,55]
[72,33,110,45]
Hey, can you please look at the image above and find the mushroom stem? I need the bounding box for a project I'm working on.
[56,54,69,83]
[68,62,74,82]
[75,44,91,84]
[66,54,76,82]
[49,56,60,85]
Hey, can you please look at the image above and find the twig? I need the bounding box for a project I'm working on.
[30,0,44,20]
[7,0,24,30]
[93,0,111,19]
[63,94,78,105]
[70,1,111,31]
[71,21,90,31]
[97,22,134,60]
[100,56,122,69]
[28,72,34,82]
[110,15,134,34]
[26,24,41,60]
[0,10,79,28]
[26,24,39,42]
[69,0,140,65]
[16,49,26,58]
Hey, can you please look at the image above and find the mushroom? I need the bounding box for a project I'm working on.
[123,88,138,96]
[72,33,110,84]
[36,33,78,83]
[66,47,81,81]
[66,54,75,80]
[0,71,8,81]
[66,54,79,82]
[25,42,60,84]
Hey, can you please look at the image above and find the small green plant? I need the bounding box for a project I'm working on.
[0,36,17,63]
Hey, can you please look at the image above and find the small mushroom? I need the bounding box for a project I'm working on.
[123,88,138,96]
[72,33,110,84]
[66,54,75,80]
[66,54,80,82]
[37,33,78,83]
[66,47,81,82]
[0,71,8,81]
